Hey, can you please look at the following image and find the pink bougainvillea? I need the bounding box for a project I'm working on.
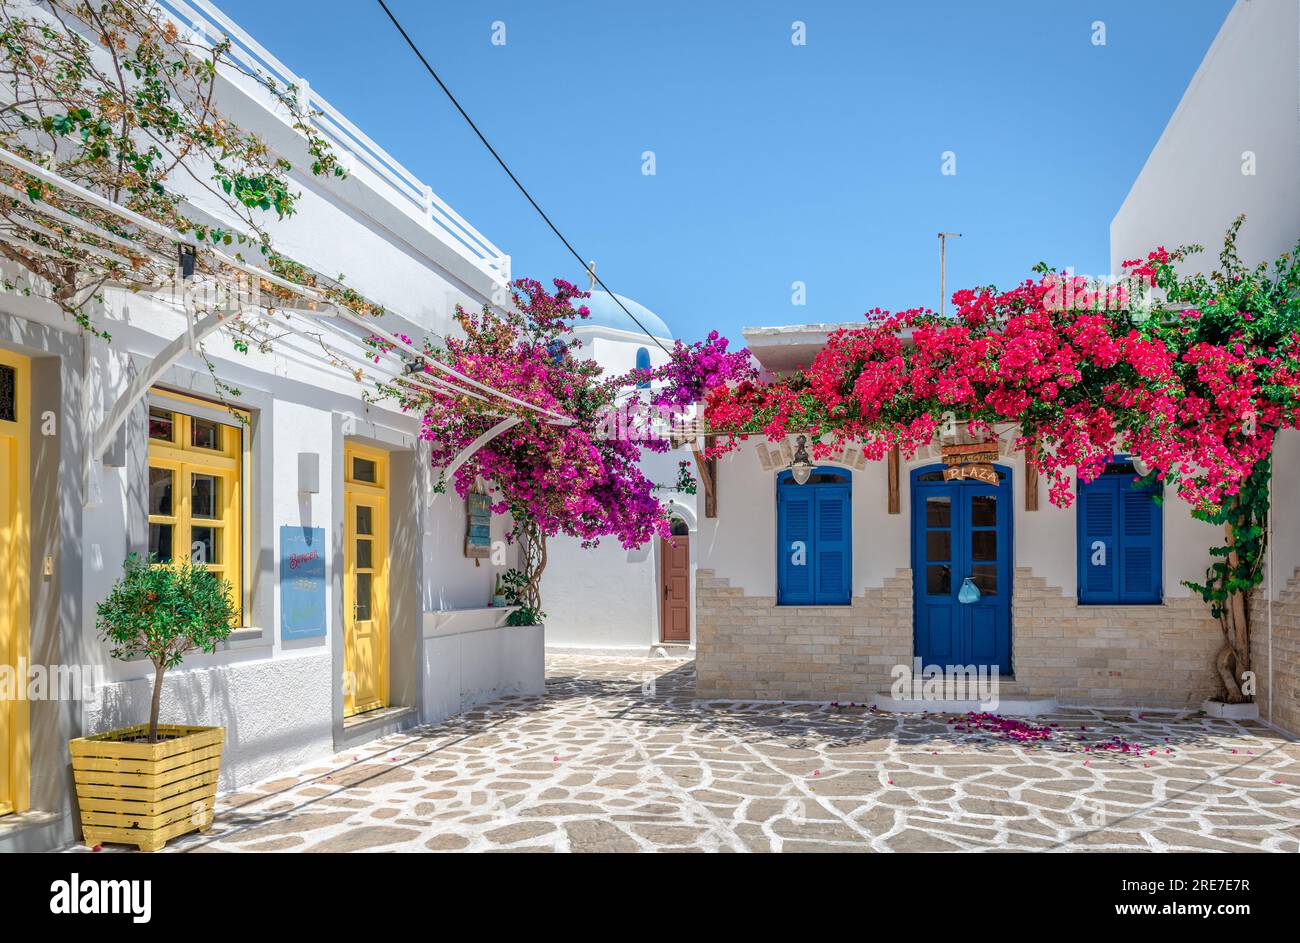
[703,235,1300,516]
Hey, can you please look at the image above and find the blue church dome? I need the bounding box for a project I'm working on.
[577,290,672,340]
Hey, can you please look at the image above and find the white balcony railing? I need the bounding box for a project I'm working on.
[154,0,510,286]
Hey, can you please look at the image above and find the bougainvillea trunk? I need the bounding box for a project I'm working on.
[1216,514,1253,703]
[519,518,547,612]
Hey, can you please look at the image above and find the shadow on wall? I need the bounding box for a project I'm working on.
[85,655,334,792]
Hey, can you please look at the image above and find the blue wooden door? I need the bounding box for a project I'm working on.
[912,466,1012,672]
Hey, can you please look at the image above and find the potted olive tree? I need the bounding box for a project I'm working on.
[70,554,237,851]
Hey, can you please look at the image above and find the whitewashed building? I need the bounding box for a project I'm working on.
[692,0,1300,730]
[0,0,538,852]
[1111,0,1300,736]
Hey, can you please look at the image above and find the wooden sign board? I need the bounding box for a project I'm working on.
[943,463,998,485]
[941,441,999,466]
[465,492,492,558]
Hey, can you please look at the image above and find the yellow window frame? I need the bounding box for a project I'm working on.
[147,390,248,624]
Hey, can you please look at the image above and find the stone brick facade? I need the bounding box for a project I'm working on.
[695,568,912,701]
[696,566,1226,708]
[1011,569,1222,708]
[1251,568,1300,737]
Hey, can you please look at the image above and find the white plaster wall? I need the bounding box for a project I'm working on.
[697,443,904,597]
[571,327,673,376]
[543,537,658,649]
[423,491,518,612]
[1268,430,1300,600]
[1008,449,1219,598]
[698,438,1224,600]
[1109,0,1300,599]
[84,651,333,791]
[422,624,544,725]
[1110,0,1300,274]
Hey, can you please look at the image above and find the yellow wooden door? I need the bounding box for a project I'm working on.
[343,444,388,717]
[0,348,30,816]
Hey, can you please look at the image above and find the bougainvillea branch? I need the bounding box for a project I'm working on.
[376,278,675,619]
[0,0,379,354]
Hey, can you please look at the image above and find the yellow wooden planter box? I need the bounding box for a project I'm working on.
[69,724,225,852]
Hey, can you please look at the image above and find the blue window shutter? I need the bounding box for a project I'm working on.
[1119,481,1162,603]
[778,489,814,604]
[814,487,850,604]
[1078,477,1118,603]
[635,347,651,389]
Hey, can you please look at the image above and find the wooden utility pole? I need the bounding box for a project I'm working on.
[938,232,961,317]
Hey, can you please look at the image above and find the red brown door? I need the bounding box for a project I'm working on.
[659,535,691,642]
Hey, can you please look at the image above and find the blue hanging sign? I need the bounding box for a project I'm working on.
[280,525,327,640]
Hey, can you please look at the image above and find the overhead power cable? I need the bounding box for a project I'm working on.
[375,0,673,356]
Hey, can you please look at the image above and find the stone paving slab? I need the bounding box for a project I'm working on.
[71,655,1300,853]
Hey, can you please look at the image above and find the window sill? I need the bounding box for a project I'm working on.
[774,603,853,609]
[1077,602,1166,609]
[218,627,271,650]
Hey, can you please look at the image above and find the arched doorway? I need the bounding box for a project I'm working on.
[658,517,691,642]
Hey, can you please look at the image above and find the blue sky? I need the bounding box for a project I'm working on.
[220,0,1233,347]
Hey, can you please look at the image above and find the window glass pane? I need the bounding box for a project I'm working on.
[926,497,951,527]
[148,407,174,442]
[189,526,221,565]
[191,473,221,519]
[972,530,997,562]
[972,563,998,596]
[356,538,372,569]
[191,417,221,451]
[971,495,997,527]
[355,572,372,621]
[0,363,14,423]
[148,467,173,516]
[356,504,373,536]
[926,564,951,595]
[149,523,173,563]
[352,456,377,483]
[926,531,950,562]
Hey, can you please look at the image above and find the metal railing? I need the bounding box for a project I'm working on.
[155,0,510,286]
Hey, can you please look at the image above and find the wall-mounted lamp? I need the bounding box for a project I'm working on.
[298,452,320,493]
[790,434,813,485]
[178,244,196,280]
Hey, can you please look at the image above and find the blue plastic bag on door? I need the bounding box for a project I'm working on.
[958,577,981,604]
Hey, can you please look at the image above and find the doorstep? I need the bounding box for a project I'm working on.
[871,691,1058,718]
[0,810,70,854]
[649,643,693,659]
[338,705,418,749]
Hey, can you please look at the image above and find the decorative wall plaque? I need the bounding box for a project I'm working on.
[465,491,492,558]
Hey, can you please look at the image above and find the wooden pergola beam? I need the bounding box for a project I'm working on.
[887,446,900,514]
[692,436,717,518]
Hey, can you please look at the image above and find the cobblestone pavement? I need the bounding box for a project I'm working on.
[86,655,1300,852]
